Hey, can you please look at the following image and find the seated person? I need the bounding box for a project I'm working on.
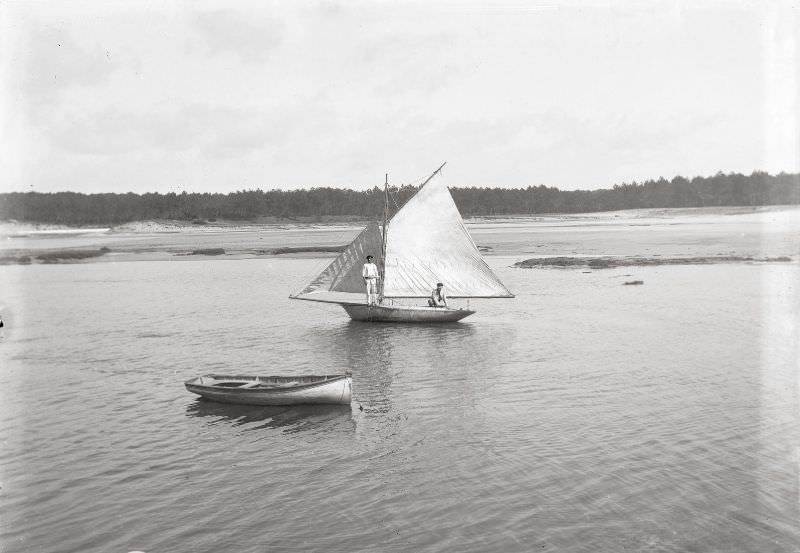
[428,282,448,307]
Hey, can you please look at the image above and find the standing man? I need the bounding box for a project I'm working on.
[362,255,380,306]
[428,282,448,308]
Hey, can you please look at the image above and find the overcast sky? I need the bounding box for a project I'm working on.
[1,0,797,193]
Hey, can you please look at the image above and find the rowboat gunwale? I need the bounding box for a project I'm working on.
[186,373,349,390]
[184,373,352,405]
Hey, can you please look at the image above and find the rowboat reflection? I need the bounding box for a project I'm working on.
[185,399,354,433]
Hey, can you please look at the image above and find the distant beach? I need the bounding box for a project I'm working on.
[1,205,798,266]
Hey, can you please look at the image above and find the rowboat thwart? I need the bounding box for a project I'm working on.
[185,373,352,405]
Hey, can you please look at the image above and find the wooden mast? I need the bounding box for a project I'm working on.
[379,173,389,303]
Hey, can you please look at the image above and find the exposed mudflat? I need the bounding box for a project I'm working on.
[1,205,798,265]
[514,255,794,268]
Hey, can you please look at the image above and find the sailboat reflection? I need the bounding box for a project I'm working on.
[185,399,354,434]
[298,320,478,414]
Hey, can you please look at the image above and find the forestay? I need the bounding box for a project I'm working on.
[382,172,513,298]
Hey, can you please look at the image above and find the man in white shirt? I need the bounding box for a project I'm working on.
[362,255,380,305]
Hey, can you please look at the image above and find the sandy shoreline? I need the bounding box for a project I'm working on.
[0,245,349,265]
[1,247,796,268]
[2,205,795,234]
[0,216,371,237]
[2,206,797,266]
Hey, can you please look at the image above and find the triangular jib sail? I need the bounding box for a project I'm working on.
[382,171,512,298]
[291,222,383,304]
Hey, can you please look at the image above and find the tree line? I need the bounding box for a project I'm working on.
[1,171,798,226]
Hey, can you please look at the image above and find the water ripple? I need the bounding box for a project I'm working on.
[2,259,799,552]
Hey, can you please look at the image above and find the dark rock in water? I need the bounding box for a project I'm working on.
[623,280,644,285]
[514,255,775,269]
[0,255,32,265]
[515,257,583,268]
[587,258,617,268]
[191,248,225,255]
[269,245,347,255]
[36,248,110,263]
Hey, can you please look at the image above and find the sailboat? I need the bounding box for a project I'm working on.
[290,163,513,322]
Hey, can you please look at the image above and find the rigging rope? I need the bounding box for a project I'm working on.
[389,188,401,210]
[386,171,429,215]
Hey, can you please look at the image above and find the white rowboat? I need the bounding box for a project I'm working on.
[185,373,352,405]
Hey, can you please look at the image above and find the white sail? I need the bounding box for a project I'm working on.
[382,172,513,298]
[292,222,383,304]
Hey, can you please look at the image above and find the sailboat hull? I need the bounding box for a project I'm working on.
[342,304,475,323]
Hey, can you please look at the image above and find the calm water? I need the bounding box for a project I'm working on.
[1,215,799,552]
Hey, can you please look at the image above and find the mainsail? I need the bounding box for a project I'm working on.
[382,172,513,298]
[292,167,513,304]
